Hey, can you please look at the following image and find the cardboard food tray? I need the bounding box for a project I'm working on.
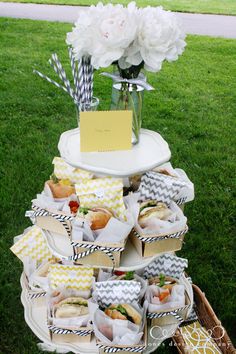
[147,290,191,327]
[96,323,147,354]
[48,322,93,344]
[31,205,73,237]
[72,238,127,268]
[130,225,188,258]
[22,272,47,306]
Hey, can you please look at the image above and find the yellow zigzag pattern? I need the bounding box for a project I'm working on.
[10,225,52,264]
[53,157,93,184]
[49,264,93,290]
[76,177,126,218]
[76,178,123,192]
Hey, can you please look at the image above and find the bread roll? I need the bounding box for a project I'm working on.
[54,297,88,318]
[46,179,75,199]
[104,308,127,321]
[138,200,172,226]
[104,304,142,325]
[78,207,113,230]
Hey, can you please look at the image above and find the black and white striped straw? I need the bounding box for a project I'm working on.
[33,69,71,96]
[51,53,76,100]
[68,47,80,101]
[34,48,94,110]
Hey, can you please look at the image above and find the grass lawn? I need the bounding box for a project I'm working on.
[1,0,236,15]
[0,17,236,354]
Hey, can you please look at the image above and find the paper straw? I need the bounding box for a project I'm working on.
[33,70,70,96]
[88,61,93,102]
[51,53,75,100]
[68,47,79,101]
[77,58,83,104]
[80,57,87,104]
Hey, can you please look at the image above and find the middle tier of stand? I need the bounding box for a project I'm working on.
[44,230,173,270]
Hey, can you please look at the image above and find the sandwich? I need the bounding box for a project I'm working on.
[113,270,135,280]
[149,274,177,302]
[54,297,88,318]
[46,174,75,199]
[36,259,58,278]
[104,304,142,325]
[138,200,172,227]
[148,274,177,290]
[158,169,177,178]
[77,206,113,230]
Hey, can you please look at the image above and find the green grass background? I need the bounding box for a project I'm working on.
[0,18,235,354]
[1,0,236,15]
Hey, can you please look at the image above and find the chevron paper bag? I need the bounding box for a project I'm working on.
[143,254,191,327]
[154,162,195,204]
[10,225,52,266]
[53,157,93,184]
[138,171,186,205]
[94,280,141,307]
[48,263,94,292]
[143,254,188,280]
[75,177,126,219]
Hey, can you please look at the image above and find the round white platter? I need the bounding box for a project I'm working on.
[58,128,171,177]
[43,230,172,271]
[20,273,176,354]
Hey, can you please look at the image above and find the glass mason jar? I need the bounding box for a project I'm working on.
[75,97,99,127]
[110,75,145,145]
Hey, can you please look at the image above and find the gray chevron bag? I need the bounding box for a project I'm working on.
[94,280,141,307]
[138,171,186,205]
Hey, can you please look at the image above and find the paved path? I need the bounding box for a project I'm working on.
[0,2,236,38]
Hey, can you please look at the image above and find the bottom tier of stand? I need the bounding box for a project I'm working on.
[20,273,178,354]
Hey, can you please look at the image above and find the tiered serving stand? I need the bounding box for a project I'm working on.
[20,128,181,353]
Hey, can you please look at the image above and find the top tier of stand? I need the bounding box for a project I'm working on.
[58,128,171,177]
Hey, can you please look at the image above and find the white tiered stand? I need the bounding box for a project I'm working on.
[20,128,179,353]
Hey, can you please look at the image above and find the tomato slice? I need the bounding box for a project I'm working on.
[158,290,170,302]
[114,270,126,276]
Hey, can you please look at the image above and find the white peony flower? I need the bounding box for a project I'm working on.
[66,2,186,73]
[66,2,138,69]
[123,6,186,72]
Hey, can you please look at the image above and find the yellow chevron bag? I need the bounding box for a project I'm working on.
[48,264,94,291]
[75,177,126,219]
[10,225,52,266]
[53,157,93,184]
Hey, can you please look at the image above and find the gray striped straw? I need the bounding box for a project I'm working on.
[51,53,75,100]
[33,70,71,96]
[68,47,79,101]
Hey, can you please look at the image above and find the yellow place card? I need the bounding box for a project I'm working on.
[80,110,132,152]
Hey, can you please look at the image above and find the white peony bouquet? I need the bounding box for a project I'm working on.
[66,2,186,144]
[66,1,186,78]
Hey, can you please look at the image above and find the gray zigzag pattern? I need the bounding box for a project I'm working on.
[138,172,185,204]
[143,254,188,279]
[96,281,140,305]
